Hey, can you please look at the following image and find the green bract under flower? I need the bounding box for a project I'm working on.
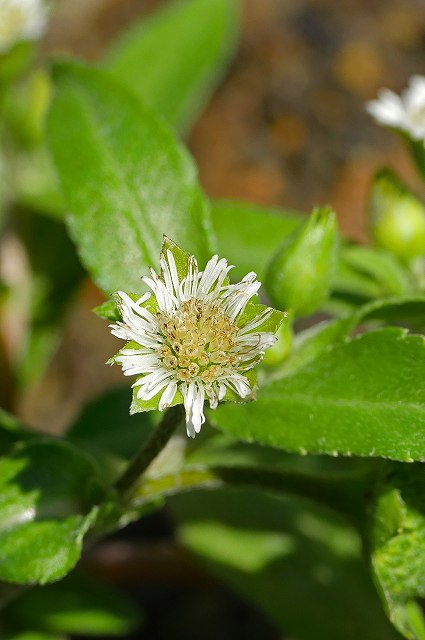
[107,238,285,437]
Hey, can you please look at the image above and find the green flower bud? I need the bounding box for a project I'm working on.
[266,207,339,317]
[369,168,425,261]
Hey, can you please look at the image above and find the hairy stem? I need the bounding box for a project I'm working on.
[114,404,185,497]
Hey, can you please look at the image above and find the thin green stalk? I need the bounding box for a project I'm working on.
[114,404,184,497]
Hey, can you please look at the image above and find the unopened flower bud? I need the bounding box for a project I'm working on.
[369,169,425,261]
[266,207,339,317]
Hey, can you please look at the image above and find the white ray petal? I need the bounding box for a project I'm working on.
[136,377,171,401]
[367,76,425,141]
[224,374,252,398]
[181,381,205,437]
[160,254,174,296]
[141,369,175,392]
[166,249,181,298]
[159,381,178,411]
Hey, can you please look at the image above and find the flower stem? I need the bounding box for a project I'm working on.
[114,405,184,497]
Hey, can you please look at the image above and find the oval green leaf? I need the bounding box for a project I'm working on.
[212,328,425,462]
[47,61,214,294]
[370,463,425,640]
[0,439,103,584]
[5,572,140,636]
[104,0,240,133]
[211,200,302,282]
[171,488,399,640]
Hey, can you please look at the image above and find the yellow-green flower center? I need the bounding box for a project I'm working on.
[157,299,239,382]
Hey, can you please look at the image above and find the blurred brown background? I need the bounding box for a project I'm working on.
[20,0,425,429]
[44,0,425,239]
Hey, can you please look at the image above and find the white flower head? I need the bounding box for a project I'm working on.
[0,0,49,54]
[108,238,286,437]
[366,76,425,142]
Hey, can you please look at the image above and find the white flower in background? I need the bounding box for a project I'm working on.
[0,0,48,54]
[108,239,285,437]
[367,76,425,142]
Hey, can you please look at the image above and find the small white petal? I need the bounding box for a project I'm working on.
[166,249,181,298]
[182,382,205,437]
[218,383,227,401]
[116,291,158,329]
[367,76,425,142]
[135,292,151,305]
[179,255,196,300]
[193,384,206,433]
[235,332,276,350]
[118,348,151,356]
[224,374,252,398]
[159,381,178,411]
[160,254,174,297]
[404,76,425,111]
[136,375,173,401]
[207,387,219,410]
[197,255,219,294]
[0,0,49,53]
[143,273,177,313]
[143,369,174,391]
[366,91,405,128]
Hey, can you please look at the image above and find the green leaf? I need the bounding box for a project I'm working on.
[267,295,425,381]
[3,633,63,640]
[211,200,303,281]
[339,244,414,297]
[4,572,141,636]
[66,386,156,463]
[12,147,65,219]
[13,210,84,385]
[370,463,425,640]
[237,302,286,333]
[188,433,374,523]
[359,295,425,330]
[265,316,354,380]
[0,440,104,584]
[333,258,384,301]
[92,297,121,322]
[171,488,399,640]
[47,61,214,294]
[211,328,425,461]
[329,243,414,315]
[161,235,190,280]
[104,0,240,133]
[0,410,33,456]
